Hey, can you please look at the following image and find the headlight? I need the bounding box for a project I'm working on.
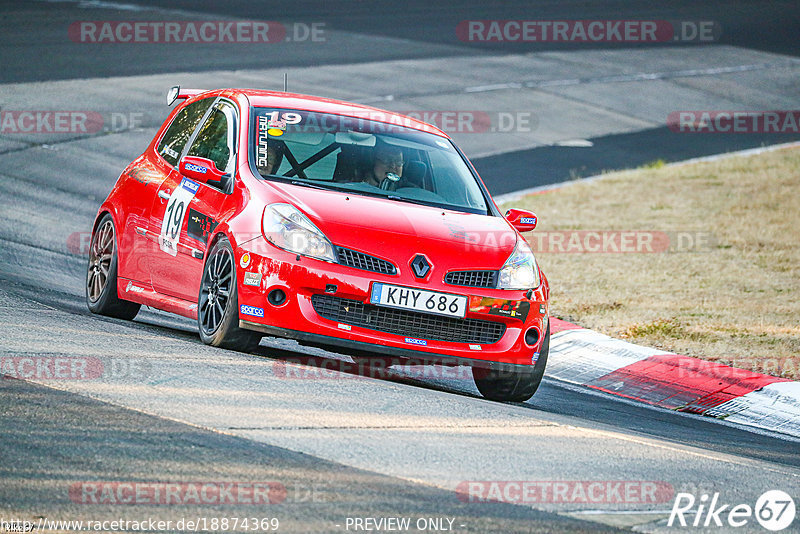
[262,203,336,262]
[497,239,541,290]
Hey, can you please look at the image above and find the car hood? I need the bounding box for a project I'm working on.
[263,182,518,270]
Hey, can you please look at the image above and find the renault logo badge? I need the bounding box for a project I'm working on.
[410,254,431,278]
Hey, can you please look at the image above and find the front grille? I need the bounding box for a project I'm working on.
[444,270,498,288]
[311,294,506,344]
[336,247,396,275]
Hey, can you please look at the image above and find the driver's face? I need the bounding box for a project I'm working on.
[374,150,404,179]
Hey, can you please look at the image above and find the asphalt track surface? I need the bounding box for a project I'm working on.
[1,1,800,533]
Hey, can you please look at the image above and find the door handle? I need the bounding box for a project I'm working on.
[158,190,171,201]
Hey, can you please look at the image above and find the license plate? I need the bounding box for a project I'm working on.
[370,283,467,319]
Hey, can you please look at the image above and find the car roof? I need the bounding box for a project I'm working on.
[206,88,450,139]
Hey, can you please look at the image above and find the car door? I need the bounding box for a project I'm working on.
[116,153,173,286]
[148,99,238,302]
[118,97,214,288]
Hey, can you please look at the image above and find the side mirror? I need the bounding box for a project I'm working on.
[505,208,537,233]
[179,156,225,184]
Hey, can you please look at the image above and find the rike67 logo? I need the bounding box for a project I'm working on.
[669,490,796,531]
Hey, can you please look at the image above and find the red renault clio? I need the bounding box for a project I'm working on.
[86,87,550,401]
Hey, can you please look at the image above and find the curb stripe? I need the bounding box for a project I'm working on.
[709,382,800,436]
[549,317,583,333]
[585,354,788,411]
[547,319,800,438]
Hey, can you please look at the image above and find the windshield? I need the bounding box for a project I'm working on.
[250,108,489,214]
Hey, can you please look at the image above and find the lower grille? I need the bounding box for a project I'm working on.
[311,294,506,344]
[444,270,498,288]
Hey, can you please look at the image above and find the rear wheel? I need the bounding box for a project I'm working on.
[197,237,261,352]
[472,323,550,402]
[86,214,140,320]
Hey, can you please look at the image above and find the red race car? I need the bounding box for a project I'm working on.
[86,87,550,401]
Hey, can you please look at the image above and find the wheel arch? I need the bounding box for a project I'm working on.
[91,208,113,236]
[205,225,235,264]
[91,202,126,240]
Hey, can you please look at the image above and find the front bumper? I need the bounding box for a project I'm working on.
[235,240,549,367]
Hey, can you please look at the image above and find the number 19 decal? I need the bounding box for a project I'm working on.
[159,178,199,256]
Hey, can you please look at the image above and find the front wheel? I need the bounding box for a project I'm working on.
[472,323,550,402]
[197,237,262,353]
[86,214,141,320]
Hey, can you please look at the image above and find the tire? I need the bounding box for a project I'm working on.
[197,237,262,352]
[472,323,550,402]
[86,214,141,320]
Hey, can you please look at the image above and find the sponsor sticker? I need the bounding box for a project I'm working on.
[181,177,200,194]
[242,272,262,287]
[184,162,207,174]
[405,337,428,346]
[240,304,264,318]
[240,252,251,268]
[125,281,145,293]
[256,114,299,166]
[337,323,352,331]
[470,297,530,321]
[186,209,218,242]
[159,178,199,256]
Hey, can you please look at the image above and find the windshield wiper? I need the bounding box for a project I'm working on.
[290,180,334,191]
[385,195,438,207]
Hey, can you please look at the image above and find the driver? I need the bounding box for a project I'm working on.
[362,142,404,187]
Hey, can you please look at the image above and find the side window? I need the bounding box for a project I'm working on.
[186,102,236,174]
[157,98,213,167]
